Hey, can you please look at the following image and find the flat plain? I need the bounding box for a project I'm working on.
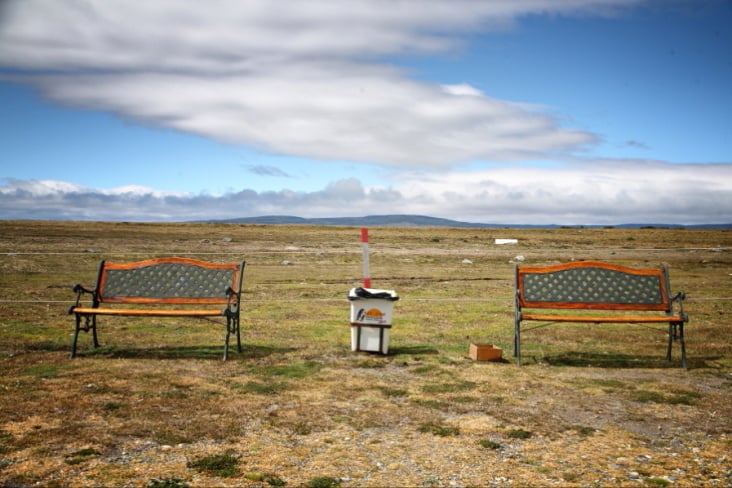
[0,221,730,487]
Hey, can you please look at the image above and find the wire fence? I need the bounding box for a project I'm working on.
[2,247,730,304]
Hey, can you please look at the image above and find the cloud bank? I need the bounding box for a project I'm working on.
[3,159,730,225]
[0,0,645,167]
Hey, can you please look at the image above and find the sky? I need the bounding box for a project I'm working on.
[0,0,731,225]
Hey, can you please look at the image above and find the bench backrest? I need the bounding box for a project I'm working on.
[515,261,672,312]
[94,257,245,305]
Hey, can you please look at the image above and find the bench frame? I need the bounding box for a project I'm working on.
[514,260,687,368]
[68,257,245,360]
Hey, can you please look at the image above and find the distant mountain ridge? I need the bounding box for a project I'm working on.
[204,214,731,229]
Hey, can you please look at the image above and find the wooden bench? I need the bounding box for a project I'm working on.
[68,257,245,360]
[514,260,688,368]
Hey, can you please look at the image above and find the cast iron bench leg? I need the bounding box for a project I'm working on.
[679,322,687,369]
[236,316,242,353]
[70,314,99,358]
[71,314,81,358]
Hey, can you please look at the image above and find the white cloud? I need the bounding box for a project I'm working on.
[2,160,730,225]
[0,0,643,168]
[4,0,726,226]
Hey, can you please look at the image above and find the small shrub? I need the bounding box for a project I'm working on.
[305,476,341,488]
[103,401,124,411]
[562,472,580,482]
[478,439,501,450]
[293,421,312,435]
[65,448,99,465]
[630,390,665,403]
[187,452,240,477]
[411,399,444,410]
[572,425,596,437]
[418,422,459,436]
[645,477,671,487]
[0,431,13,454]
[379,387,408,397]
[506,428,532,439]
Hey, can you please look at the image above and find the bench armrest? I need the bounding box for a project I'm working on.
[670,291,686,319]
[68,284,97,314]
[73,284,95,295]
[225,286,239,300]
[225,286,240,309]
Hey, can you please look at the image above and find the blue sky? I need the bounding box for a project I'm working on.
[1,0,730,225]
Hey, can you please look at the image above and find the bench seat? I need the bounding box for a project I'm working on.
[70,307,228,317]
[519,313,686,324]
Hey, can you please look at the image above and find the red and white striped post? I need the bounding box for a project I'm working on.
[360,227,371,288]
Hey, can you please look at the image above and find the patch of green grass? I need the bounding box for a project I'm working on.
[421,380,476,394]
[304,476,341,488]
[630,389,701,405]
[65,447,99,465]
[292,421,312,436]
[253,360,323,380]
[354,359,386,368]
[187,452,240,477]
[506,428,532,439]
[233,380,288,395]
[410,398,445,410]
[378,386,408,397]
[413,364,440,374]
[477,439,501,450]
[418,422,460,436]
[160,388,189,399]
[576,378,632,391]
[22,363,60,378]
[103,401,124,412]
[0,430,13,454]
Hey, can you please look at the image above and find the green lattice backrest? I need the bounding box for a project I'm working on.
[97,258,244,304]
[517,261,670,311]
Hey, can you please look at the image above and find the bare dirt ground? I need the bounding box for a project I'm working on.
[1,352,730,487]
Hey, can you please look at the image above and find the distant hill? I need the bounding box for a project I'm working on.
[212,214,499,227]
[202,214,732,229]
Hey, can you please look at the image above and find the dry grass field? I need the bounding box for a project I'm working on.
[0,220,730,487]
